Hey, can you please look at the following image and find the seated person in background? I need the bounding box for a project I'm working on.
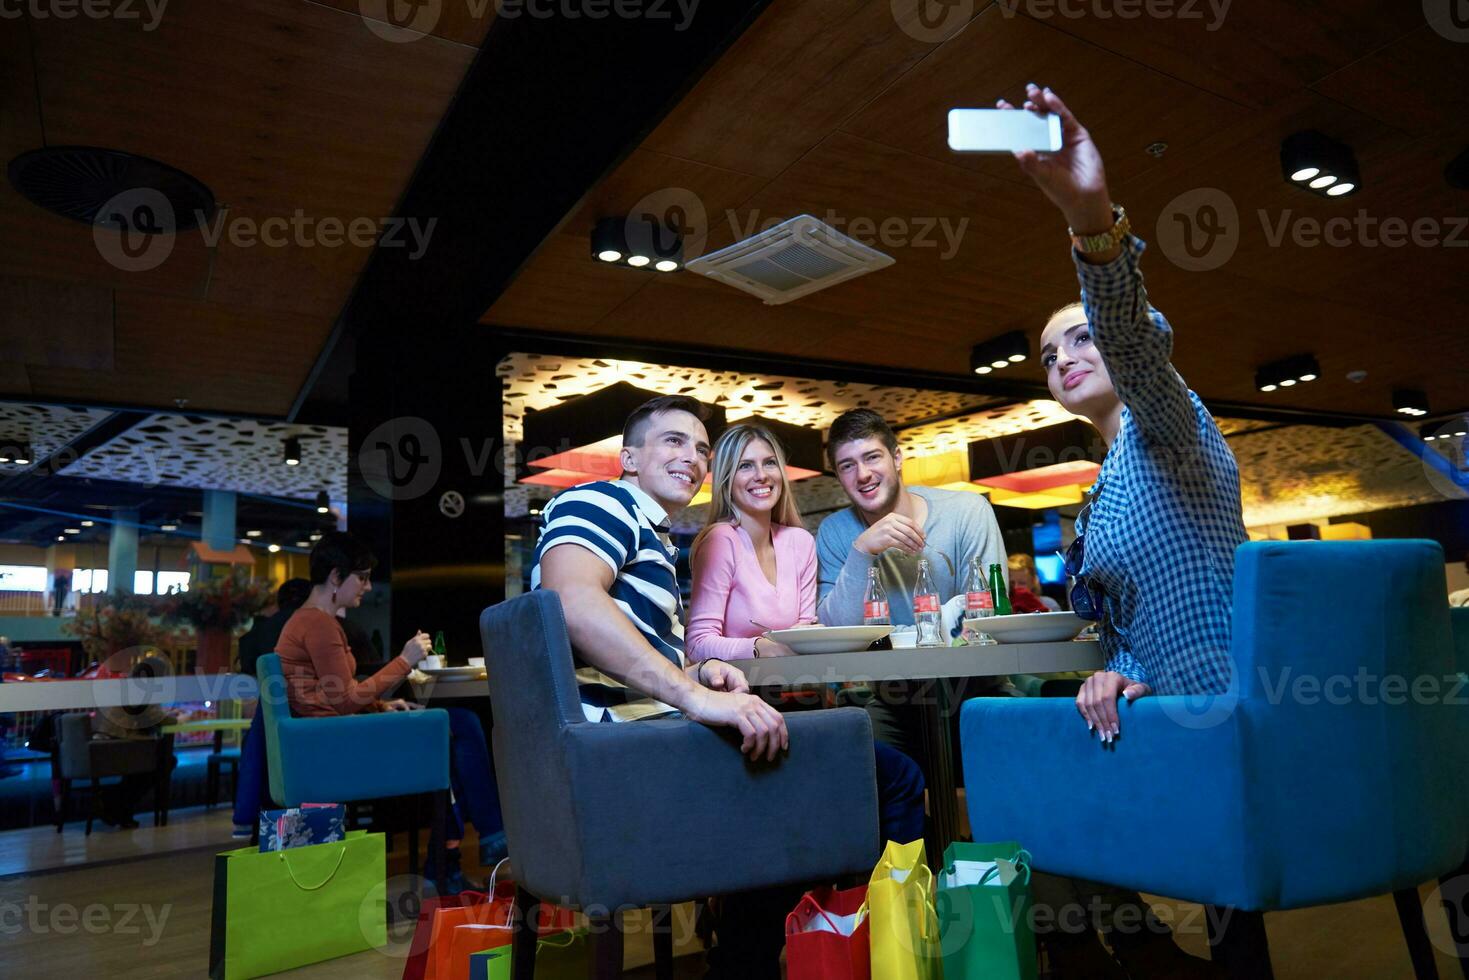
[233,577,312,837]
[278,532,507,891]
[1008,553,1061,612]
[92,655,180,829]
[1449,551,1469,607]
[816,408,1010,765]
[992,81,1249,977]
[238,578,311,679]
[533,396,923,980]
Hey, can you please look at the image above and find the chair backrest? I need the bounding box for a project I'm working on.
[255,653,290,806]
[479,591,586,885]
[1230,539,1467,904]
[1451,606,1469,676]
[54,712,94,779]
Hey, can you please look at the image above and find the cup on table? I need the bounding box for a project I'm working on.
[421,655,443,670]
[889,627,918,649]
[467,657,485,669]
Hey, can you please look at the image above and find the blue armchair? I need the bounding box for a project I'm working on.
[961,540,1469,978]
[255,653,451,885]
[480,590,882,980]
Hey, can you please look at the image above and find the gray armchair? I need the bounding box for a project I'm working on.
[51,712,172,834]
[481,590,881,979]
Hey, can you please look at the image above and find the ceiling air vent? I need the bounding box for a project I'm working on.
[685,214,894,305]
[7,146,215,230]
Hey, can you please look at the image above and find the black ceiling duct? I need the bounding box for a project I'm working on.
[1446,146,1469,190]
[6,146,215,230]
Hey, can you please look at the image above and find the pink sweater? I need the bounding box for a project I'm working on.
[686,522,818,663]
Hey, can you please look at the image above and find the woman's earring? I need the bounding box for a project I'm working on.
[330,589,337,604]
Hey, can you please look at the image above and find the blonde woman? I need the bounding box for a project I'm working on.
[686,423,816,662]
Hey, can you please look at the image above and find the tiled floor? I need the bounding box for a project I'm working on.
[1,807,1463,978]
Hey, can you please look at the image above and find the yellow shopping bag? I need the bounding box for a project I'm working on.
[867,839,942,980]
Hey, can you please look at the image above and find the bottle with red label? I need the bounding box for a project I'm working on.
[964,556,998,645]
[914,557,942,647]
[863,567,890,627]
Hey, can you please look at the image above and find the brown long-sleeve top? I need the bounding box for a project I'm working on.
[276,607,410,717]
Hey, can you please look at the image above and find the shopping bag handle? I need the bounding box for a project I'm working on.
[278,842,349,891]
[537,931,578,950]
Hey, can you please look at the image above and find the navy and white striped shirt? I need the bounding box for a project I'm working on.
[530,479,684,722]
[1073,235,1248,696]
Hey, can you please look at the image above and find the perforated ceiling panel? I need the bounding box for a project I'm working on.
[56,414,346,500]
[0,403,113,474]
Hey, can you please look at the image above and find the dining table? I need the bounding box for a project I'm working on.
[733,638,1104,866]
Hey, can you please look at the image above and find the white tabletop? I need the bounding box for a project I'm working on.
[0,673,258,712]
[732,640,1103,687]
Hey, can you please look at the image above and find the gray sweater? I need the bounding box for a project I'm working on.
[816,486,1008,626]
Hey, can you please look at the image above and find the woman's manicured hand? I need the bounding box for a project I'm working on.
[1076,671,1151,742]
[400,630,431,666]
[995,83,1114,236]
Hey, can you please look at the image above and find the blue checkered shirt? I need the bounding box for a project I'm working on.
[1073,235,1247,695]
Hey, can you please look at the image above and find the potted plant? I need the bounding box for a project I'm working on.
[64,594,175,673]
[161,571,270,674]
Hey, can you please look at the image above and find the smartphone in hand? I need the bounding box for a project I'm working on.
[948,108,1062,153]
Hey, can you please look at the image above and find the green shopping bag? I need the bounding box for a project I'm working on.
[209,830,387,979]
[936,841,1036,980]
[468,928,590,980]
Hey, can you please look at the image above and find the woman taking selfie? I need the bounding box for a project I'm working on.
[277,531,507,891]
[998,84,1247,977]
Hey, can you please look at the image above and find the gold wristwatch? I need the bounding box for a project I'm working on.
[1069,204,1129,254]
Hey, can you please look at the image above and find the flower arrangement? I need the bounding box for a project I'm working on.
[161,571,271,631]
[64,595,174,662]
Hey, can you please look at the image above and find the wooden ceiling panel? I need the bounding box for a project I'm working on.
[843,6,1248,188]
[1310,27,1469,141]
[24,293,322,417]
[484,232,655,330]
[1014,0,1422,108]
[0,277,113,372]
[313,0,496,48]
[641,0,971,179]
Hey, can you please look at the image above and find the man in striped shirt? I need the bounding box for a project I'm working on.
[532,395,788,752]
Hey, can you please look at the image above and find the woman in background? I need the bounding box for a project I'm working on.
[277,532,507,891]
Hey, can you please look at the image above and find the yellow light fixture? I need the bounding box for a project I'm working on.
[902,451,968,487]
[1321,522,1371,540]
[986,484,1087,509]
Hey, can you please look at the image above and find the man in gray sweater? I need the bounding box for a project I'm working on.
[816,409,1009,761]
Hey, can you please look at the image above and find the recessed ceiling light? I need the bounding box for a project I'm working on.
[1308,174,1337,189]
[296,540,310,548]
[1290,167,1319,182]
[1298,373,1317,382]
[160,520,178,531]
[1008,353,1026,363]
[267,543,281,553]
[654,259,679,272]
[1260,383,1278,392]
[626,255,650,268]
[1279,378,1297,387]
[1281,131,1360,198]
[246,529,262,537]
[309,532,322,541]
[975,365,993,375]
[1326,183,1355,197]
[64,528,80,534]
[597,249,622,263]
[990,359,1009,369]
[80,520,94,527]
[56,535,65,541]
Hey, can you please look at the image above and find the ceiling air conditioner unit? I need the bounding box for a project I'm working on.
[685,214,895,305]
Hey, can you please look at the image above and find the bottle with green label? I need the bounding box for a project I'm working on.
[988,563,1012,616]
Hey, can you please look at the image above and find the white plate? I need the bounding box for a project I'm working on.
[763,625,892,655]
[418,665,487,679]
[965,611,1087,644]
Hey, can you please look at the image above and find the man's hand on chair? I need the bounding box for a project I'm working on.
[685,683,789,762]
